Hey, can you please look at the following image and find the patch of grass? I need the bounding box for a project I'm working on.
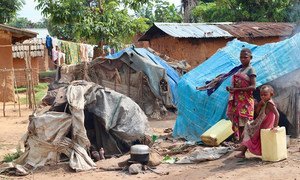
[39,70,56,79]
[18,83,49,104]
[3,147,23,163]
[35,83,49,91]
[15,86,27,93]
[35,83,49,103]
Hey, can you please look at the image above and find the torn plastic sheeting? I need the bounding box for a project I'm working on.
[64,80,151,156]
[66,80,151,142]
[176,147,230,164]
[12,111,96,173]
[106,47,180,107]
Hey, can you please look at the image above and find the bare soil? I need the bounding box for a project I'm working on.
[0,103,299,180]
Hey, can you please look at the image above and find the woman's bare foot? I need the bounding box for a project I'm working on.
[234,153,246,158]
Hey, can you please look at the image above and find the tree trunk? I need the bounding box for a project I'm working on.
[182,0,198,23]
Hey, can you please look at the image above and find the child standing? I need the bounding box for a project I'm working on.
[235,85,280,158]
[226,48,256,142]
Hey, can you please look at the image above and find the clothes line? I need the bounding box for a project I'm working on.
[50,38,96,65]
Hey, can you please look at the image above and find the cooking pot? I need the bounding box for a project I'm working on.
[130,145,149,165]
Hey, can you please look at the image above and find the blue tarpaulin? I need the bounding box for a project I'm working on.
[106,47,180,106]
[173,33,300,141]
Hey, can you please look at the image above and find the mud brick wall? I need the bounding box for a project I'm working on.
[148,36,286,69]
[38,48,49,72]
[149,36,229,68]
[13,58,39,87]
[0,30,15,102]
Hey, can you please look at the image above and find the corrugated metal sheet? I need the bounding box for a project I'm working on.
[139,22,296,41]
[139,23,233,40]
[153,22,233,38]
[217,22,295,38]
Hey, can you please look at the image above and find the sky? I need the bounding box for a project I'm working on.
[18,0,43,22]
[18,0,182,22]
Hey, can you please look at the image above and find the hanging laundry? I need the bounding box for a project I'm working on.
[59,40,95,65]
[60,40,80,65]
[80,44,89,62]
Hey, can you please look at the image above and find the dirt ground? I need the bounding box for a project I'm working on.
[0,103,300,180]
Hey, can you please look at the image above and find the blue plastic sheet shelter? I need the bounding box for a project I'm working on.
[106,47,180,106]
[173,33,300,141]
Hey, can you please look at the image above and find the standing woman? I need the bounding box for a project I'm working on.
[226,48,256,142]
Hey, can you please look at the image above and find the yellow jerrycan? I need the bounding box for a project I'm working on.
[261,127,287,162]
[201,119,234,146]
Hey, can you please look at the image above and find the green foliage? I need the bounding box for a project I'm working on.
[287,0,300,22]
[18,83,48,104]
[8,17,47,28]
[35,0,152,47]
[34,0,182,47]
[3,147,23,163]
[154,0,182,23]
[0,0,24,23]
[39,70,56,79]
[34,83,49,104]
[136,0,182,24]
[192,0,300,22]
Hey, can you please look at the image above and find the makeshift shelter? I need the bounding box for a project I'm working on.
[267,68,300,138]
[173,33,300,141]
[139,22,295,68]
[59,47,180,116]
[1,80,150,174]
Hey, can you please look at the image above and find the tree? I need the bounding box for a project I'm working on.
[192,0,300,22]
[0,0,24,24]
[8,17,47,28]
[287,0,300,22]
[136,0,182,24]
[154,0,182,23]
[35,0,150,48]
[35,0,183,47]
[8,17,33,28]
[181,0,198,22]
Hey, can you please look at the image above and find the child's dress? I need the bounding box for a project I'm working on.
[226,66,256,139]
[242,99,276,155]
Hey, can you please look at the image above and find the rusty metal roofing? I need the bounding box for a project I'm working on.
[139,22,233,41]
[217,22,296,38]
[139,22,296,41]
[0,24,37,43]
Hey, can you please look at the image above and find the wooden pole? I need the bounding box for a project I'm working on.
[25,52,32,109]
[140,72,144,107]
[138,71,142,103]
[31,69,37,110]
[12,69,21,117]
[2,71,7,117]
[24,69,28,107]
[295,94,300,138]
[28,46,36,110]
[127,67,131,97]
